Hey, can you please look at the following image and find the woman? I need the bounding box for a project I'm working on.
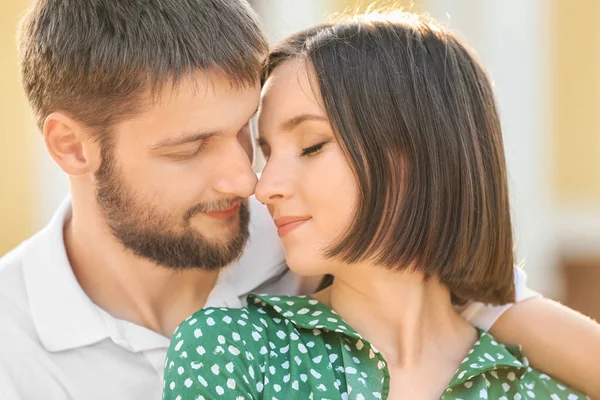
[164,11,593,399]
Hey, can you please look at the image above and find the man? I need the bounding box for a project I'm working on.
[0,1,298,398]
[1,1,597,399]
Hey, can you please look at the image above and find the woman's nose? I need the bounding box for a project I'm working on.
[255,157,293,205]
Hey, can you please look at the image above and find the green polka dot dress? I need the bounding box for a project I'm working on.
[163,294,589,399]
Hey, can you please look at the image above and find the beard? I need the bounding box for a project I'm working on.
[94,139,250,270]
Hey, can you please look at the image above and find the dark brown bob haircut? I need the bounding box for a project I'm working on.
[18,0,267,134]
[265,11,515,305]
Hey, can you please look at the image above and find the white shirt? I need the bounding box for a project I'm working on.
[0,197,538,400]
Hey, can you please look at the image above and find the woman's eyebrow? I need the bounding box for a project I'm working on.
[280,113,328,132]
[257,113,329,146]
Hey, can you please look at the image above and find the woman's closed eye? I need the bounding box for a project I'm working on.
[300,140,330,157]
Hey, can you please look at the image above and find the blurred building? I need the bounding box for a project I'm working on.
[1,0,598,319]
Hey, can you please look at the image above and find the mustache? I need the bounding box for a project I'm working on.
[184,197,246,220]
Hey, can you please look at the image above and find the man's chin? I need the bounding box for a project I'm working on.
[190,224,240,243]
[189,215,243,239]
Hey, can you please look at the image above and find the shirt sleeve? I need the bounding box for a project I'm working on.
[162,308,262,400]
[459,266,542,331]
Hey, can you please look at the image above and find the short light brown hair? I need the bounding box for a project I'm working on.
[18,0,267,133]
[265,12,515,305]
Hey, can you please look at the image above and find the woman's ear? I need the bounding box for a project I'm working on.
[43,112,101,176]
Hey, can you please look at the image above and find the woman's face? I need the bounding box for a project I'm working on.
[255,59,358,276]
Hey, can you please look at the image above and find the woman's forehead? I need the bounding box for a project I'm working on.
[258,59,326,129]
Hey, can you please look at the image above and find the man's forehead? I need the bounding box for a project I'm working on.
[134,77,259,117]
[147,70,261,105]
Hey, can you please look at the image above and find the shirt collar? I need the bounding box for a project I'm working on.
[250,293,527,388]
[22,197,111,352]
[23,196,286,353]
[22,197,169,353]
[446,331,528,388]
[250,293,391,397]
[250,294,372,346]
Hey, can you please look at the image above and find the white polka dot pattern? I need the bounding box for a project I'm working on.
[163,294,590,399]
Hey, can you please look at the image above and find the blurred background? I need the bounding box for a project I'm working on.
[1,0,598,320]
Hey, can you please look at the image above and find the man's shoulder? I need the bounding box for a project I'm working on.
[0,237,28,273]
[0,237,44,354]
[0,249,45,399]
[0,239,33,319]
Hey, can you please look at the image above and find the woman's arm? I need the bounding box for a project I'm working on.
[489,297,600,398]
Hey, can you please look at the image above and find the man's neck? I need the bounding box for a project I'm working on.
[63,206,219,338]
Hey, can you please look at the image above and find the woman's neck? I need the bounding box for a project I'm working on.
[315,264,477,368]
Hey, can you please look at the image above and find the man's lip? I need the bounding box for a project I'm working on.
[203,202,241,219]
[274,216,311,228]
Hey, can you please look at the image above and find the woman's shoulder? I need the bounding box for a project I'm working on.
[446,331,589,399]
[169,299,280,345]
[167,294,320,352]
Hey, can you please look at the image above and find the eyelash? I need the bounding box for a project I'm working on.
[301,141,328,157]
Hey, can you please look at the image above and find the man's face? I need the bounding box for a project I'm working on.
[95,71,260,270]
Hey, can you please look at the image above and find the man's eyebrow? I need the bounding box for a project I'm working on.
[149,130,220,149]
[280,114,328,131]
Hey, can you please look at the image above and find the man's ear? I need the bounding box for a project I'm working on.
[43,112,102,176]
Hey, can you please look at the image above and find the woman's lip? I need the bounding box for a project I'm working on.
[203,202,241,219]
[274,216,311,228]
[274,216,311,237]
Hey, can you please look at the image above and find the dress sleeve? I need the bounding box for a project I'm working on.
[458,266,542,331]
[163,308,262,400]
